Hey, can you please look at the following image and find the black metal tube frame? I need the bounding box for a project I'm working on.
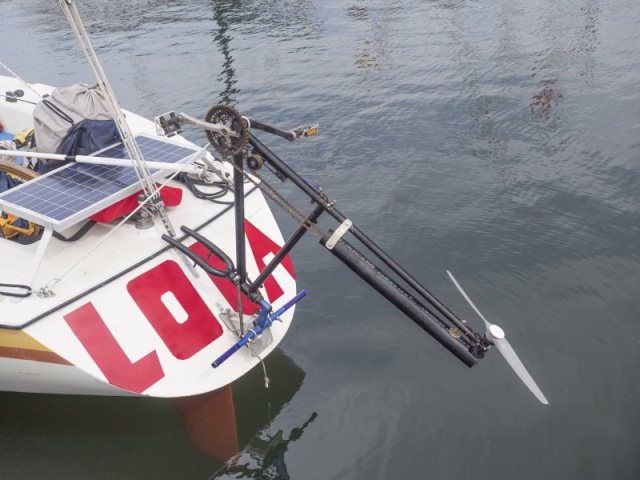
[248,204,325,294]
[320,231,478,367]
[248,132,477,344]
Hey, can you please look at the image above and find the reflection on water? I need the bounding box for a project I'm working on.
[529,0,601,159]
[210,0,323,105]
[207,348,311,478]
[0,349,306,478]
[212,1,241,105]
[212,412,317,479]
[348,1,396,73]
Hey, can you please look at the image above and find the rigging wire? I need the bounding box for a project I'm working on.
[0,61,43,99]
[58,0,176,238]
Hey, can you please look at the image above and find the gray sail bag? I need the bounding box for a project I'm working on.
[32,83,113,154]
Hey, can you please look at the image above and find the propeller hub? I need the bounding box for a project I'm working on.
[488,324,505,340]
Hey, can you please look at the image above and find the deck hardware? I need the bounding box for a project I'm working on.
[324,219,352,250]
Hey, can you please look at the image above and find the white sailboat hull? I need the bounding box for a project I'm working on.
[0,75,297,397]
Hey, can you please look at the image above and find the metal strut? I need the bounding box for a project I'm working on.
[246,128,486,363]
[161,227,308,367]
[156,106,548,401]
[155,106,486,365]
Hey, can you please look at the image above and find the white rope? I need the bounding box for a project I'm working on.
[257,354,271,389]
[0,61,43,99]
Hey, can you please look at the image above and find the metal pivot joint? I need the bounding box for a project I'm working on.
[212,290,308,368]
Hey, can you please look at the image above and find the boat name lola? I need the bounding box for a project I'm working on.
[62,218,294,394]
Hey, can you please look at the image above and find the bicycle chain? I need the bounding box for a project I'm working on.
[222,146,325,240]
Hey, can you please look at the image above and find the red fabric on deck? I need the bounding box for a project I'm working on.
[90,185,183,223]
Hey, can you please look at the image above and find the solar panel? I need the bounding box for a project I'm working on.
[0,134,203,231]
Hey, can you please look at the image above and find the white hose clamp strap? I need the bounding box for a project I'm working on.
[325,219,352,250]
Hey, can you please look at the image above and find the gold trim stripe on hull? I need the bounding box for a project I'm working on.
[0,330,71,365]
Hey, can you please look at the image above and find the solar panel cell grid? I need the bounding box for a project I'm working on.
[0,134,201,231]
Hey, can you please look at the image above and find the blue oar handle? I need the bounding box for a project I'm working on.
[212,330,257,367]
[212,290,307,368]
[273,290,307,317]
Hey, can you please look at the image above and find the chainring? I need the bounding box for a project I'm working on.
[204,104,248,157]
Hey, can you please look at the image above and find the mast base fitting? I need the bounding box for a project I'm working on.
[134,210,155,230]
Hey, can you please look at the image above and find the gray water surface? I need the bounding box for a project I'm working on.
[1,0,639,479]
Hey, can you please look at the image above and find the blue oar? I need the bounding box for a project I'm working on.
[212,290,307,368]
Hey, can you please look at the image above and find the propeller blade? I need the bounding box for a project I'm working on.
[490,334,549,405]
[446,270,492,332]
[446,271,549,405]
